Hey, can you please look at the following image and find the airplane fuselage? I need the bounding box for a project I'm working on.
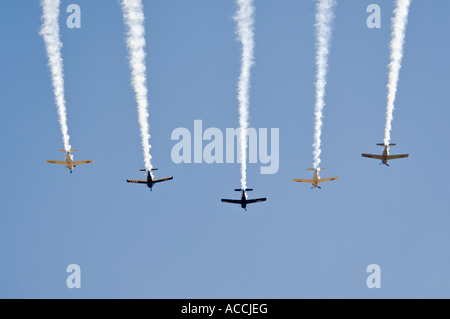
[312,171,320,188]
[240,191,248,209]
[146,172,154,189]
[64,152,74,171]
[382,146,389,165]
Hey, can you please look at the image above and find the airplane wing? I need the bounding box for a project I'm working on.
[293,179,314,183]
[361,154,384,160]
[72,160,94,165]
[46,160,69,165]
[126,179,147,184]
[318,176,339,184]
[386,154,409,160]
[246,198,267,204]
[221,199,243,205]
[152,176,173,184]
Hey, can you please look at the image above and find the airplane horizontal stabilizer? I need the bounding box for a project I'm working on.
[59,149,78,152]
[376,143,396,146]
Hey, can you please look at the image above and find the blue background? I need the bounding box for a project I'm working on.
[0,0,449,298]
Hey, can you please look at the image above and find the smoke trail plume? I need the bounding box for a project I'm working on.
[235,0,255,190]
[40,0,71,152]
[384,0,411,146]
[312,0,336,170]
[121,0,153,173]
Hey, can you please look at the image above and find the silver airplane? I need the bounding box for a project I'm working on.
[361,143,409,166]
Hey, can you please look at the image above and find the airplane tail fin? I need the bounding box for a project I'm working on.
[59,149,78,152]
[377,143,396,147]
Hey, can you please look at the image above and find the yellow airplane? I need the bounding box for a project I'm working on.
[293,168,339,189]
[46,150,94,173]
[361,143,409,166]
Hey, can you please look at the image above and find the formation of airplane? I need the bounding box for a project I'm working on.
[361,143,409,166]
[221,189,266,211]
[126,168,173,191]
[46,149,93,173]
[45,142,409,204]
[293,168,339,189]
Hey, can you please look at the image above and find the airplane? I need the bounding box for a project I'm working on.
[361,143,409,166]
[126,168,173,191]
[221,189,266,211]
[46,149,94,173]
[293,168,339,189]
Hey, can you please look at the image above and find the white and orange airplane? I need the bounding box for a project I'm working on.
[46,150,93,173]
[361,143,409,166]
[293,168,339,189]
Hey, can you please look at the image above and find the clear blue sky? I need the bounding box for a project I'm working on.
[0,0,450,298]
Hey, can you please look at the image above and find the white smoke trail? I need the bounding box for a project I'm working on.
[384,0,411,146]
[121,0,153,174]
[312,0,336,170]
[235,0,255,191]
[40,0,71,152]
